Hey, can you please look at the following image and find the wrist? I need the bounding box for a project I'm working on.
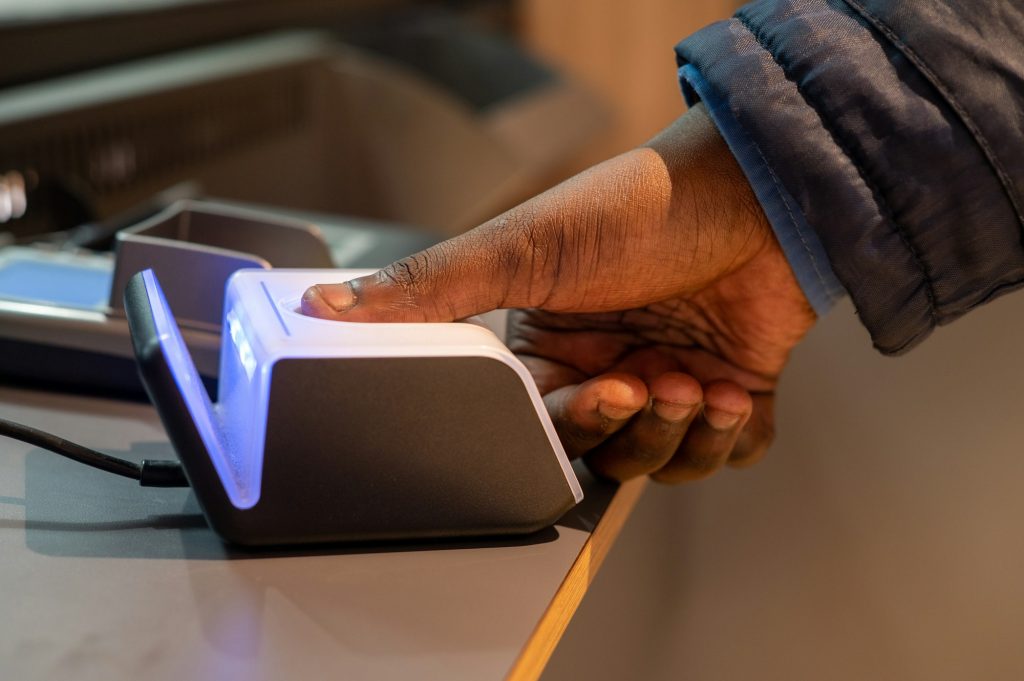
[645,103,777,283]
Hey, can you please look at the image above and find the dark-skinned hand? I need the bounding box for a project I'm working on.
[301,103,816,483]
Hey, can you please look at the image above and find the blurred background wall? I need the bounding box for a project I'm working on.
[521,3,1024,680]
[519,0,742,167]
[543,294,1024,681]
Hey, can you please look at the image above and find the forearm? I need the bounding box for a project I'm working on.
[677,0,1024,353]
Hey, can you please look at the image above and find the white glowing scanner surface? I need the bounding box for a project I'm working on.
[162,268,583,510]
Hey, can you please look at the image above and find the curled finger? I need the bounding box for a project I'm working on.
[728,393,775,468]
[585,372,702,481]
[652,380,752,484]
[544,373,648,459]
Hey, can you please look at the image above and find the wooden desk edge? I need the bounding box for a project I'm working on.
[505,475,649,681]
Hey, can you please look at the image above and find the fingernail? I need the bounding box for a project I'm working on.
[653,400,698,423]
[597,401,638,421]
[311,283,356,313]
[704,408,742,430]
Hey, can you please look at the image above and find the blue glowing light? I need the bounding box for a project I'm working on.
[143,269,262,509]
[226,309,257,381]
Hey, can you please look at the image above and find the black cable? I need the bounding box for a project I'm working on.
[0,417,189,487]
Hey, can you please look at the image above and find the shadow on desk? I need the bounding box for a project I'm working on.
[10,445,616,561]
[0,444,623,662]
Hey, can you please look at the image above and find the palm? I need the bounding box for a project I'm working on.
[506,237,816,477]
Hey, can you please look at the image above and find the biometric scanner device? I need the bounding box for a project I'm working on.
[124,268,583,545]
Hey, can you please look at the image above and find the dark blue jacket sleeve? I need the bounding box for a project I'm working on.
[676,0,1024,354]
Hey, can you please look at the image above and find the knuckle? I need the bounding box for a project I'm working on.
[377,245,454,304]
[380,253,427,292]
[488,207,558,308]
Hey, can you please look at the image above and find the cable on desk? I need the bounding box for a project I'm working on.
[0,417,189,487]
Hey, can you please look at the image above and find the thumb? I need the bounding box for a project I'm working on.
[300,214,549,322]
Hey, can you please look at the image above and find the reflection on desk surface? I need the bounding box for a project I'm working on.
[0,384,622,680]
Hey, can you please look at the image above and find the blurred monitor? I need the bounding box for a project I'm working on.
[0,0,419,86]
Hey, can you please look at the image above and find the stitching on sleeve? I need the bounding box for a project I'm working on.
[679,62,840,308]
[734,9,939,324]
[842,0,1024,239]
[750,133,838,304]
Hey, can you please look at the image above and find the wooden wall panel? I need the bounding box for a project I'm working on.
[518,0,741,168]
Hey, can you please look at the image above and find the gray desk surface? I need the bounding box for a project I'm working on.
[0,385,641,681]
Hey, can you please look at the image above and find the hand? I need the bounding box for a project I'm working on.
[301,104,816,483]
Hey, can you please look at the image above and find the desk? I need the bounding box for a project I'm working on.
[0,385,645,680]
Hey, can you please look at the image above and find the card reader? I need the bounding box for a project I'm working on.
[124,268,582,545]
